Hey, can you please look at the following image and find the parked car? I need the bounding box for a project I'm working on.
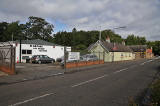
[81,54,98,61]
[22,56,31,63]
[31,55,55,64]
[56,56,64,62]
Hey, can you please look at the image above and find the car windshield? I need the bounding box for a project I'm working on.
[43,55,49,58]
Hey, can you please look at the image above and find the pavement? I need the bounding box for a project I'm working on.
[0,63,64,85]
[0,58,159,106]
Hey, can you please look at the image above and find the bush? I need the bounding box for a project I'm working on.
[151,79,160,105]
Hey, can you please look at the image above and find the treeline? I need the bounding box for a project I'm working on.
[0,16,160,55]
[0,16,54,42]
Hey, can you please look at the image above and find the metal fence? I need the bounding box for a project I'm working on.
[0,45,15,75]
[63,51,105,69]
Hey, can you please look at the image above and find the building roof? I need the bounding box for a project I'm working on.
[88,40,133,52]
[15,39,58,46]
[128,45,147,52]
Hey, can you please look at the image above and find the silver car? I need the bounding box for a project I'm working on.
[81,54,98,61]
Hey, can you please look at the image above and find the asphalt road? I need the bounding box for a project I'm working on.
[0,58,160,106]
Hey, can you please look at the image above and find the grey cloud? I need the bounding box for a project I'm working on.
[0,0,160,40]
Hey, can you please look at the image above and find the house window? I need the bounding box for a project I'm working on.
[22,50,26,54]
[27,50,32,54]
[22,50,32,54]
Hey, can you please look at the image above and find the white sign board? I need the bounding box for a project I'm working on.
[68,52,80,60]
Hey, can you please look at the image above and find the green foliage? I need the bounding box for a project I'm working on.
[151,79,160,105]
[125,34,146,45]
[0,21,25,41]
[53,29,124,51]
[0,22,8,41]
[25,16,54,41]
[153,41,160,55]
[101,30,123,43]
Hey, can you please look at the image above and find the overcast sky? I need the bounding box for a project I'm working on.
[0,0,160,40]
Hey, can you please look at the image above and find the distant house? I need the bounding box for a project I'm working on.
[88,37,135,62]
[128,45,153,59]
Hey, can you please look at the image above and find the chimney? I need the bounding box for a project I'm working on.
[122,40,125,45]
[106,36,110,43]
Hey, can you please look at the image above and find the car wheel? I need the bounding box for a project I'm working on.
[38,61,41,64]
[51,60,54,63]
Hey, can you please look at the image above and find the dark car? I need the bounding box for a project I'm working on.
[31,55,55,64]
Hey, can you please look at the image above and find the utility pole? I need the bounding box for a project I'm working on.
[12,33,13,42]
[19,39,22,63]
[64,46,66,72]
[99,26,101,41]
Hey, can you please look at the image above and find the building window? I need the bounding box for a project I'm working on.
[27,50,32,54]
[22,50,26,54]
[22,50,32,54]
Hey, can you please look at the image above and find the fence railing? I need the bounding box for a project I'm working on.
[63,51,105,69]
[0,46,15,75]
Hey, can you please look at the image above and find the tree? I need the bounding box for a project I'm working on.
[125,34,146,45]
[0,21,24,41]
[5,21,24,41]
[25,16,54,41]
[0,22,8,41]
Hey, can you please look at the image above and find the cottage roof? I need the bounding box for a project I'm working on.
[128,45,147,52]
[88,40,133,52]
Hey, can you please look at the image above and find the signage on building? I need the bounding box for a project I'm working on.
[30,44,47,52]
[68,52,80,60]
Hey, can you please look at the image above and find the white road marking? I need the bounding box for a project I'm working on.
[71,74,108,88]
[113,68,128,74]
[71,68,129,88]
[48,73,64,77]
[9,93,54,106]
[16,66,25,68]
[140,59,153,65]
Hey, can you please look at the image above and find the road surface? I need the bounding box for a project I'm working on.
[0,58,159,106]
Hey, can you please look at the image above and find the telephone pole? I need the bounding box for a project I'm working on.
[99,26,102,41]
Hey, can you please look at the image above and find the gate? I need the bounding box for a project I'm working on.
[0,45,15,75]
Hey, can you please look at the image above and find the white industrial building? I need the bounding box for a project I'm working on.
[0,39,71,63]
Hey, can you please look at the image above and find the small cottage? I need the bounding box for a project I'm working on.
[88,37,135,62]
[128,45,153,59]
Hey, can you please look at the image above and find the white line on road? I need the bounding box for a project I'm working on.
[71,68,129,88]
[71,74,108,88]
[140,59,153,65]
[113,68,128,74]
[9,93,54,106]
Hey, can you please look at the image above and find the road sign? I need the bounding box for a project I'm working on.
[68,52,80,60]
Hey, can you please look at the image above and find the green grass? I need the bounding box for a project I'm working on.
[150,79,160,105]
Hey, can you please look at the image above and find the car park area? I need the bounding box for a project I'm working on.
[0,63,64,84]
[16,63,62,76]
